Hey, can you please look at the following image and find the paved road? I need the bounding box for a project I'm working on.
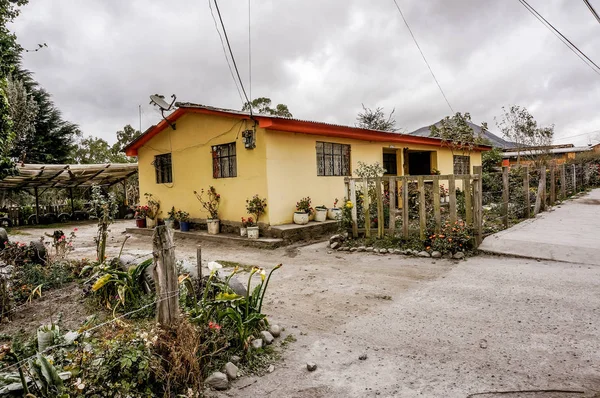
[479,189,600,266]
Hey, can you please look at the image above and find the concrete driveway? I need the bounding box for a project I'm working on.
[479,189,600,266]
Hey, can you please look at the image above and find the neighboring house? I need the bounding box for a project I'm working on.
[124,103,490,226]
[409,121,518,149]
[501,144,594,166]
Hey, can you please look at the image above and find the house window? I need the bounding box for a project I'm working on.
[453,155,470,175]
[316,142,351,176]
[212,142,237,178]
[154,153,172,184]
[383,152,397,175]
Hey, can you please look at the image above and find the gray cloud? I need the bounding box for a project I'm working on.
[10,0,600,145]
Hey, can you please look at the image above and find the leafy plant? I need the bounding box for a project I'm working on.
[167,206,176,220]
[241,217,255,228]
[246,195,267,223]
[295,197,313,215]
[426,220,473,254]
[194,186,220,219]
[144,192,161,220]
[134,205,150,219]
[90,185,119,263]
[175,210,189,222]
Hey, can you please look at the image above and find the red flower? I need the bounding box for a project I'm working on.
[208,321,221,330]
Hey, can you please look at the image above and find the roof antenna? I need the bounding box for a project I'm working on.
[150,94,177,130]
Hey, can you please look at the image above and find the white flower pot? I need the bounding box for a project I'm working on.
[146,217,156,228]
[207,219,220,235]
[314,208,327,222]
[327,208,342,220]
[247,226,259,239]
[293,212,309,225]
[240,227,247,237]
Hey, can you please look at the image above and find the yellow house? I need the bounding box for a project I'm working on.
[124,103,488,228]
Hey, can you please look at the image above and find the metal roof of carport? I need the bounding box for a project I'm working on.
[0,163,138,190]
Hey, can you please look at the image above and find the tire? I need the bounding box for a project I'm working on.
[58,213,71,223]
[0,218,11,228]
[43,213,57,224]
[28,214,38,225]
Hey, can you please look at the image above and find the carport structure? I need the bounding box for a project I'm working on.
[0,163,138,223]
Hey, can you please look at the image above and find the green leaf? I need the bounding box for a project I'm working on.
[37,353,64,388]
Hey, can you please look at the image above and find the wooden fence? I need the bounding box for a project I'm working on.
[344,166,483,245]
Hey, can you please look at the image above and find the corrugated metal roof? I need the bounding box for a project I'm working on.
[502,146,592,157]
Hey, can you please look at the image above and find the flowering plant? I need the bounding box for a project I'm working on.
[427,220,472,254]
[245,195,267,223]
[194,186,220,219]
[241,217,255,227]
[175,210,190,222]
[333,198,339,208]
[134,205,149,219]
[144,193,161,220]
[296,197,314,215]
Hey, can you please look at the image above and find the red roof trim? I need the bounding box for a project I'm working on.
[124,106,491,156]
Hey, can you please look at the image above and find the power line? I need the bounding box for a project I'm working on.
[583,0,600,24]
[391,0,454,114]
[208,0,245,105]
[553,129,600,142]
[212,0,253,115]
[518,0,600,76]
[248,0,252,102]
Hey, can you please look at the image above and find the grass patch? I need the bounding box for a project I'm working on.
[216,260,256,273]
[280,333,296,348]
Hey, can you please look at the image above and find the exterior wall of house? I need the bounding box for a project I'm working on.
[264,129,482,225]
[137,113,270,224]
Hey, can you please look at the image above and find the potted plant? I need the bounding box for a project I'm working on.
[245,195,267,239]
[134,205,148,228]
[176,210,190,232]
[294,197,313,225]
[315,204,327,222]
[246,217,260,239]
[165,206,177,229]
[194,186,220,234]
[240,217,250,236]
[328,198,342,220]
[144,193,161,228]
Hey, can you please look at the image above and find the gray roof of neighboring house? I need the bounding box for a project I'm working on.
[408,121,518,149]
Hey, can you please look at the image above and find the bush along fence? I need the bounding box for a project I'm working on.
[481,161,599,235]
[341,166,483,256]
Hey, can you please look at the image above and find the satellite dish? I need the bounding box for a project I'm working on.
[149,94,177,130]
[150,94,174,111]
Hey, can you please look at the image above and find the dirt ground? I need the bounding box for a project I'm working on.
[7,221,600,397]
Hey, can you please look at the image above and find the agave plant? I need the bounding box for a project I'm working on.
[87,258,153,315]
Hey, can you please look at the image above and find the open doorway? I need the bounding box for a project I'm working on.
[383,149,398,175]
[407,151,433,175]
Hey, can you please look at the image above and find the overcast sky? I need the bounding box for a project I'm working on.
[10,0,600,146]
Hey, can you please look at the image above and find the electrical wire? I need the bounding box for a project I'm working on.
[583,0,600,24]
[212,0,253,115]
[553,129,600,142]
[391,0,454,113]
[208,0,245,105]
[518,0,600,76]
[248,0,252,102]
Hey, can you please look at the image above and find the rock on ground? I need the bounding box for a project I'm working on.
[251,338,263,349]
[227,277,247,296]
[260,330,274,345]
[307,362,317,371]
[205,372,229,390]
[224,362,238,380]
[453,252,465,259]
[269,324,281,337]
[417,251,431,258]
[330,242,340,250]
[431,251,442,258]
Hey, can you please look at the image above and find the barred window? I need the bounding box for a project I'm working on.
[316,142,351,176]
[212,142,237,178]
[154,153,172,184]
[453,155,470,175]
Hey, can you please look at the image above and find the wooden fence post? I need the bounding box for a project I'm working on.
[418,176,426,241]
[349,179,358,238]
[362,178,371,238]
[572,164,577,192]
[402,177,409,239]
[388,177,396,235]
[560,164,566,199]
[550,164,556,205]
[153,225,179,327]
[432,175,441,233]
[533,165,546,216]
[523,165,530,218]
[375,177,384,238]
[448,175,457,224]
[502,166,509,228]
[463,176,473,226]
[196,246,202,293]
[472,166,483,246]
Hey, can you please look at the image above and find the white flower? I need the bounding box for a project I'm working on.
[207,261,223,274]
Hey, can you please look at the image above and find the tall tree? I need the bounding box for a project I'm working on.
[0,0,28,178]
[72,125,141,164]
[495,105,554,165]
[242,97,293,117]
[6,75,38,145]
[355,104,397,132]
[429,112,486,157]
